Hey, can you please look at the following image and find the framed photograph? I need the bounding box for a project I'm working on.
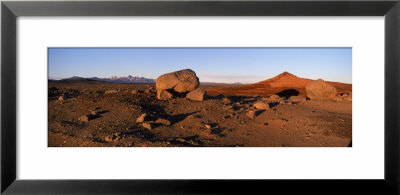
[2,0,399,194]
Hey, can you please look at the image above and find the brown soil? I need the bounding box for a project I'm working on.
[48,79,352,147]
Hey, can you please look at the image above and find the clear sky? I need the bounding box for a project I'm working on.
[48,48,352,84]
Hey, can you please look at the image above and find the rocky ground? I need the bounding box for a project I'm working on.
[48,81,352,147]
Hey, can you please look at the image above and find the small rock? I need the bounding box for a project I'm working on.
[186,115,195,120]
[205,124,212,129]
[155,118,171,126]
[246,110,256,120]
[186,88,207,101]
[90,110,98,115]
[105,135,117,142]
[176,138,186,143]
[253,101,270,110]
[270,95,280,99]
[105,89,118,94]
[222,97,232,104]
[131,90,138,94]
[289,96,306,103]
[142,123,154,130]
[58,96,64,101]
[136,113,149,123]
[144,88,154,94]
[246,109,264,120]
[262,95,281,102]
[157,90,173,100]
[78,115,89,122]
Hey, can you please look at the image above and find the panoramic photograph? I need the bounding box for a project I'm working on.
[48,48,352,147]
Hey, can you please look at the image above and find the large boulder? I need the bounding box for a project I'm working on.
[305,79,337,100]
[156,69,199,99]
[186,88,207,101]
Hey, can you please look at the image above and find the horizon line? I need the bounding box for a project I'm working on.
[48,72,352,85]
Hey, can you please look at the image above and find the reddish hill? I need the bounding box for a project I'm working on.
[205,72,352,97]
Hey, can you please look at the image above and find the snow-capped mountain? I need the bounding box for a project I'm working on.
[55,75,155,83]
[90,75,155,83]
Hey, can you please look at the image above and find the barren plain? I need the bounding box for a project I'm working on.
[48,72,352,147]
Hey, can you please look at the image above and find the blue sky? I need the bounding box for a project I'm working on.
[48,48,352,84]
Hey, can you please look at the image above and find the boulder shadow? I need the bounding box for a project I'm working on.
[89,110,109,120]
[170,111,200,125]
[268,102,281,108]
[276,89,299,99]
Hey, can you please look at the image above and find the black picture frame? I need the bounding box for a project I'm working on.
[1,0,399,194]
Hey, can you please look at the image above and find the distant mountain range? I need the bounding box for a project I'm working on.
[90,75,155,83]
[49,76,245,85]
[50,75,156,84]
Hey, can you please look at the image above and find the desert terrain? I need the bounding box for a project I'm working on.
[48,72,352,147]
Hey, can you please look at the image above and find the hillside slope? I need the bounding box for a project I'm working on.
[206,72,352,97]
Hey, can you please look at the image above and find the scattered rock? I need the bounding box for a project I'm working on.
[105,89,118,94]
[186,88,207,101]
[222,97,232,104]
[155,118,171,126]
[333,92,352,101]
[105,134,117,142]
[269,95,280,99]
[305,79,337,100]
[246,109,264,120]
[104,136,113,142]
[78,115,89,122]
[253,101,270,110]
[136,113,150,123]
[156,69,199,100]
[144,88,155,94]
[222,115,230,120]
[142,123,154,130]
[157,90,173,100]
[246,110,256,120]
[289,96,306,103]
[186,115,195,120]
[261,95,281,102]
